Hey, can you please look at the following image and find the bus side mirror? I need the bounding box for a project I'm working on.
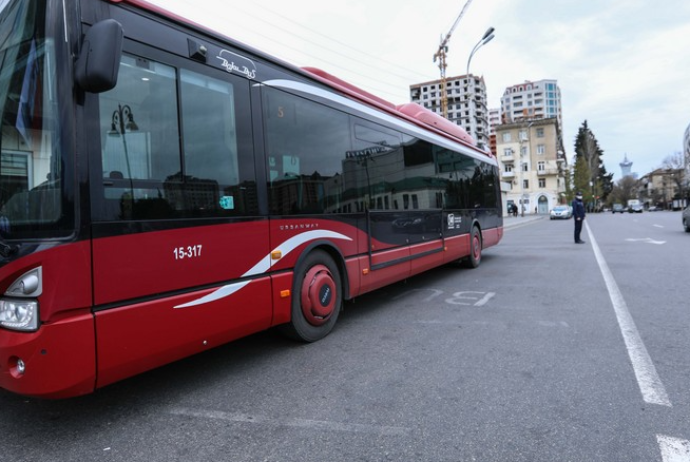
[75,19,124,93]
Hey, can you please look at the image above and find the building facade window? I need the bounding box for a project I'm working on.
[539,178,546,188]
[537,144,545,155]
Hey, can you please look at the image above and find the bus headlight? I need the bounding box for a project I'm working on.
[0,298,39,331]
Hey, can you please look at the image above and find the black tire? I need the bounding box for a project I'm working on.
[282,250,342,342]
[684,218,690,233]
[464,226,482,268]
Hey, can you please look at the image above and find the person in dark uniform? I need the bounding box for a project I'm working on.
[572,192,586,244]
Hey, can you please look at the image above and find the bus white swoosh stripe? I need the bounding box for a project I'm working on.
[174,281,250,309]
[174,230,351,309]
[244,230,352,276]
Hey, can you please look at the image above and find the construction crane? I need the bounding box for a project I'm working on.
[433,0,473,119]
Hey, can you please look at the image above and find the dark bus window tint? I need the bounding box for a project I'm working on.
[435,145,498,210]
[179,69,257,217]
[402,135,433,167]
[397,135,438,210]
[349,122,403,210]
[263,88,350,215]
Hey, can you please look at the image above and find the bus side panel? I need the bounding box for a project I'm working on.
[482,226,503,248]
[357,246,411,295]
[409,240,445,277]
[0,314,96,399]
[92,222,269,305]
[95,277,272,389]
[443,233,471,264]
[270,272,293,326]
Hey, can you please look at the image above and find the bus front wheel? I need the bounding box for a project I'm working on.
[283,250,342,342]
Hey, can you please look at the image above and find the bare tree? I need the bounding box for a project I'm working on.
[608,175,638,205]
[661,151,685,201]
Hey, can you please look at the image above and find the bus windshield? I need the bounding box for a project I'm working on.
[0,0,68,240]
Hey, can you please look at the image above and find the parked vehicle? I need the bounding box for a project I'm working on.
[628,204,644,213]
[683,205,690,232]
[612,204,625,213]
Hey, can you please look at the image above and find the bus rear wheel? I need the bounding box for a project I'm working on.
[283,250,342,342]
[464,226,482,268]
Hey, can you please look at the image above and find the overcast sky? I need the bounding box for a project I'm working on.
[145,0,689,179]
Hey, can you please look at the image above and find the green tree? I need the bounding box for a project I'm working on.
[573,121,614,206]
[572,154,591,201]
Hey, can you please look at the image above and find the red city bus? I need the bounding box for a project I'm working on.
[0,0,502,398]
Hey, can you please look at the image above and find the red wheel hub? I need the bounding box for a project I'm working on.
[472,234,481,260]
[300,264,336,326]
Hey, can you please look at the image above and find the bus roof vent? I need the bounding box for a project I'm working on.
[396,103,475,146]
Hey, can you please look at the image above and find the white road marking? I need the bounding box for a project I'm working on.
[658,435,690,462]
[625,237,666,245]
[393,288,444,302]
[474,292,496,306]
[653,224,664,228]
[169,408,411,436]
[586,222,671,407]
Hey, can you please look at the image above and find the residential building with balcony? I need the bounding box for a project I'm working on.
[409,74,489,148]
[495,117,567,215]
[639,168,686,210]
[500,79,562,134]
[488,107,500,157]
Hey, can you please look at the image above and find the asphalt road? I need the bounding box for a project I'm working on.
[1,211,689,462]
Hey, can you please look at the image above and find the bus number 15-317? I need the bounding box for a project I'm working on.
[173,245,203,260]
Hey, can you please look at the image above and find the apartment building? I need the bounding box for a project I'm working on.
[495,117,566,214]
[488,107,500,156]
[409,74,489,148]
[500,79,562,133]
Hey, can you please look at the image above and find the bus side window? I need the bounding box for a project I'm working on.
[95,53,257,221]
[263,88,350,215]
[100,55,180,183]
[178,68,256,217]
[97,54,181,220]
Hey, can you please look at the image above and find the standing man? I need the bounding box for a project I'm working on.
[572,191,586,244]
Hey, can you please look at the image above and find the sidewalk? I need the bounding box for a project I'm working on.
[503,214,544,229]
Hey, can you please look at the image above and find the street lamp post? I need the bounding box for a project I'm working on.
[466,27,495,77]
[107,104,139,181]
[465,27,495,143]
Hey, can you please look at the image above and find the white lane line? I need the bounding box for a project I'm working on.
[585,222,671,407]
[658,435,690,462]
[169,408,411,436]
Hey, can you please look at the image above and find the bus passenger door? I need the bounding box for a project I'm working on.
[88,48,270,388]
